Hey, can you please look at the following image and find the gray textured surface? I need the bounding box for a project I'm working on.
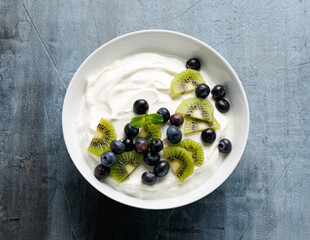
[1,0,310,239]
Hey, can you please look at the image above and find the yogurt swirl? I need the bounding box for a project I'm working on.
[77,53,232,199]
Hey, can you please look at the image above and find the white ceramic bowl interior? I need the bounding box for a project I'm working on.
[62,30,249,209]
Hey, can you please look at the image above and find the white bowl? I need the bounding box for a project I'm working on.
[62,30,249,209]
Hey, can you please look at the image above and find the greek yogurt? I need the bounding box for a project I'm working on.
[77,53,232,199]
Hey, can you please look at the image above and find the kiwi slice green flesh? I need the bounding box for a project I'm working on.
[88,118,117,156]
[184,117,220,134]
[163,146,194,183]
[138,124,161,142]
[176,139,204,166]
[110,151,143,183]
[175,97,214,122]
[170,69,205,97]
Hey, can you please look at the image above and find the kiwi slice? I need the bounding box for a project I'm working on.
[184,117,220,134]
[138,124,161,142]
[163,146,194,183]
[110,151,143,183]
[176,139,204,166]
[175,97,214,122]
[170,69,205,97]
[88,118,117,156]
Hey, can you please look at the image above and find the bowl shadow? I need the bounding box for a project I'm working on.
[68,174,226,239]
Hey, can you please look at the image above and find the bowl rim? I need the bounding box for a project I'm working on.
[62,29,250,210]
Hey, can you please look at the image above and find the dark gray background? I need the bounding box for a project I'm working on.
[1,0,309,239]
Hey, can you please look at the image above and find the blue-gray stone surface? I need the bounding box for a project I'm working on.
[0,0,309,239]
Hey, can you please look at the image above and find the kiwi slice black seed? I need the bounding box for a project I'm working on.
[176,139,204,166]
[110,151,143,183]
[163,146,194,183]
[175,97,214,122]
[170,69,205,97]
[88,118,117,156]
[184,117,220,134]
[138,124,161,142]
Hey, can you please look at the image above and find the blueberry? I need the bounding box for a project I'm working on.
[211,85,226,100]
[170,113,184,126]
[215,99,230,113]
[133,138,149,153]
[142,171,156,185]
[195,84,210,98]
[100,151,117,167]
[144,151,160,166]
[94,164,110,180]
[124,123,139,138]
[133,99,149,115]
[186,58,201,71]
[167,125,182,144]
[150,138,163,152]
[218,138,232,153]
[154,161,169,177]
[110,140,125,154]
[201,128,216,144]
[157,107,170,123]
[122,138,134,151]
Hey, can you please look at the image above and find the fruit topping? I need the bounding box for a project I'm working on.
[170,113,184,126]
[195,84,210,98]
[110,151,143,182]
[215,99,230,113]
[122,138,134,152]
[110,140,125,154]
[154,161,170,177]
[88,118,117,156]
[167,125,182,144]
[94,164,110,180]
[156,107,170,123]
[218,138,232,153]
[186,58,201,70]
[124,123,139,138]
[133,99,149,114]
[138,124,161,142]
[133,138,149,153]
[170,69,205,97]
[163,146,194,183]
[201,128,216,144]
[150,138,163,152]
[142,171,156,185]
[211,85,226,100]
[101,151,117,167]
[184,117,220,134]
[144,151,160,166]
[177,139,204,166]
[89,58,233,186]
[175,97,215,122]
